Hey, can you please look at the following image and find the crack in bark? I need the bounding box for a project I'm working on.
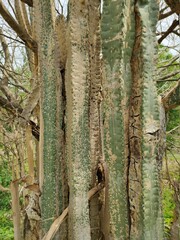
[127,2,143,238]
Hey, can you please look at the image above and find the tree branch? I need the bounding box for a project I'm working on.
[165,0,180,15]
[157,70,180,82]
[0,95,39,140]
[158,10,173,20]
[158,55,179,69]
[157,78,180,82]
[0,32,24,44]
[158,19,179,44]
[0,0,37,53]
[0,184,10,192]
[162,81,180,111]
[167,125,180,135]
[172,30,180,37]
[20,0,33,7]
[9,82,30,93]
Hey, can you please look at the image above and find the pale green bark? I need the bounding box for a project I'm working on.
[102,0,163,239]
[101,0,133,238]
[65,1,91,239]
[88,1,102,239]
[36,0,64,236]
[139,0,164,239]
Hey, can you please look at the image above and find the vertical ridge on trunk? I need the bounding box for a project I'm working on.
[129,1,163,239]
[65,1,91,239]
[138,0,163,239]
[37,0,64,236]
[88,1,102,239]
[101,0,133,238]
[128,3,144,239]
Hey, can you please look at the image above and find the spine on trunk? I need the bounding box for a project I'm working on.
[101,0,134,238]
[138,0,164,239]
[65,1,91,239]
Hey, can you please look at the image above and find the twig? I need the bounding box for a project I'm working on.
[165,150,179,201]
[9,82,30,94]
[42,183,104,240]
[158,56,179,69]
[157,78,180,82]
[158,20,179,44]
[0,32,24,44]
[167,148,180,167]
[157,70,180,82]
[0,184,10,192]
[167,125,180,135]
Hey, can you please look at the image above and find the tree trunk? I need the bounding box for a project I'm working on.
[0,0,165,239]
[65,1,91,239]
[34,0,65,237]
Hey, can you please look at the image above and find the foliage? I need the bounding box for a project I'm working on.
[162,183,175,237]
[157,45,180,238]
[0,149,13,239]
[0,210,14,240]
[0,160,11,209]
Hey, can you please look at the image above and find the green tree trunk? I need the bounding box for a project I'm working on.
[101,0,163,239]
[28,0,164,239]
[65,1,91,239]
[35,0,64,236]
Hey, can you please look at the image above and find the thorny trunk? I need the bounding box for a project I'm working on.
[29,0,164,239]
[0,0,165,239]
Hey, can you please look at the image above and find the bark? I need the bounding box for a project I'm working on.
[0,1,166,239]
[10,181,21,240]
[102,0,163,239]
[65,1,91,239]
[88,1,102,239]
[35,0,64,237]
[138,1,163,239]
[101,0,134,238]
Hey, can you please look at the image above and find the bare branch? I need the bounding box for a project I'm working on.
[157,78,180,82]
[0,0,37,53]
[167,125,180,135]
[158,19,179,44]
[0,32,24,44]
[162,81,180,111]
[172,30,180,37]
[158,10,174,20]
[0,184,10,192]
[0,95,39,140]
[157,70,180,82]
[159,5,169,14]
[9,82,30,93]
[167,148,180,167]
[165,0,180,15]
